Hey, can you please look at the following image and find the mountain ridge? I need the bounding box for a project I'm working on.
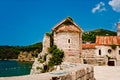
[82,28,117,43]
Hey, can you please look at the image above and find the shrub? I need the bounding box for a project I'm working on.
[38,58,44,63]
[36,66,42,70]
[110,45,117,50]
[48,45,64,67]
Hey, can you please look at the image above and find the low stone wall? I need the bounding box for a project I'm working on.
[0,63,94,80]
[83,58,107,66]
[57,63,94,80]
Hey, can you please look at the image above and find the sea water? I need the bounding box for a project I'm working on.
[0,60,33,77]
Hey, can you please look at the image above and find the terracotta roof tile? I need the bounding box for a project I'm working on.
[52,17,83,32]
[56,25,80,33]
[96,36,120,45]
[82,43,96,49]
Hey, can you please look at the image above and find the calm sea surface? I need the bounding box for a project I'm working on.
[0,60,33,77]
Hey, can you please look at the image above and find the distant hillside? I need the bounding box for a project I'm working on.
[82,29,117,43]
[0,42,42,60]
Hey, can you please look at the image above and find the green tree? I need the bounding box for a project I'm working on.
[48,45,64,67]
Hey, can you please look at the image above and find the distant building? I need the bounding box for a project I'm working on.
[82,24,120,66]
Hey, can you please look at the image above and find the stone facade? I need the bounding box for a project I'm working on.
[39,34,50,58]
[82,36,120,66]
[82,44,107,66]
[95,45,120,66]
[52,17,83,63]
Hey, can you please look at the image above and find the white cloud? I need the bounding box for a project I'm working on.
[112,19,120,30]
[109,0,120,12]
[92,2,106,13]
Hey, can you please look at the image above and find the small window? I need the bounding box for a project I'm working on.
[99,50,101,55]
[108,49,112,54]
[119,50,120,55]
[68,39,70,43]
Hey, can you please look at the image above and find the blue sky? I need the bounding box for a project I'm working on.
[0,0,120,46]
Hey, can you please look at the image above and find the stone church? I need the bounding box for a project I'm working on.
[52,17,83,63]
[40,17,83,63]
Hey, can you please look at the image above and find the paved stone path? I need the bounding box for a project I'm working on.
[94,66,120,80]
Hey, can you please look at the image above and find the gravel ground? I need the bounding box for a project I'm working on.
[94,66,120,80]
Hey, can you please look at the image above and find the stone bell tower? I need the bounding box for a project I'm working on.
[117,23,120,36]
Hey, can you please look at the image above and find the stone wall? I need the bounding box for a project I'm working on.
[39,34,50,58]
[38,33,51,60]
[54,32,82,63]
[82,49,107,65]
[82,49,95,58]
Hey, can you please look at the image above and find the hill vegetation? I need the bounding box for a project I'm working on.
[0,42,42,60]
[82,29,117,43]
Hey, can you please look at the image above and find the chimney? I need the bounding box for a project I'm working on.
[117,23,120,36]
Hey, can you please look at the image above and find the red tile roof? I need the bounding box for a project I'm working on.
[52,17,83,33]
[56,25,81,33]
[96,36,120,45]
[82,43,96,49]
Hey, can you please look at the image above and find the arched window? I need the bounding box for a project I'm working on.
[119,50,120,55]
[108,49,112,54]
[99,49,101,55]
[68,39,70,43]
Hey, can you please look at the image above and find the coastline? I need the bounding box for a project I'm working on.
[0,59,18,61]
[0,59,34,62]
[0,60,33,77]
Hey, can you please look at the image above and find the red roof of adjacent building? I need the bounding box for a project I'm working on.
[96,36,120,45]
[82,43,96,49]
[82,36,120,49]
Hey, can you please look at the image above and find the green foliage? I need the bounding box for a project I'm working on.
[43,53,48,61]
[110,45,117,50]
[119,46,120,48]
[48,45,64,67]
[46,32,53,47]
[38,58,44,63]
[21,42,42,52]
[36,66,42,70]
[46,32,52,36]
[48,45,57,53]
[0,42,42,60]
[0,46,21,59]
[63,17,73,25]
[106,55,111,60]
[36,66,47,73]
[82,29,117,43]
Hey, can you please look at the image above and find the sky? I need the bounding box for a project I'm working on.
[0,0,120,46]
